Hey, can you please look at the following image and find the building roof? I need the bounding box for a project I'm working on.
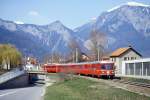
[110,46,142,57]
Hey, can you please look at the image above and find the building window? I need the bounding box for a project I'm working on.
[111,58,116,62]
[131,57,134,60]
[124,57,127,61]
[114,58,116,62]
[128,57,130,60]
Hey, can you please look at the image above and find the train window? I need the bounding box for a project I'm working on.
[101,64,113,70]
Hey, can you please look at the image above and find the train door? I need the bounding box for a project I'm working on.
[94,63,100,77]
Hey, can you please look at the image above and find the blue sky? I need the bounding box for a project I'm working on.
[0,0,149,29]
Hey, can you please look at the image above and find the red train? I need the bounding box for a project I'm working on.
[43,61,115,79]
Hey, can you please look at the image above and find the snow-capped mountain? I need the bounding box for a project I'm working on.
[0,18,75,59]
[0,2,150,58]
[75,2,150,57]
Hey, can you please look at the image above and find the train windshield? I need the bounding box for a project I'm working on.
[101,64,113,70]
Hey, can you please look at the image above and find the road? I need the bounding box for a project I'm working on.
[0,84,45,100]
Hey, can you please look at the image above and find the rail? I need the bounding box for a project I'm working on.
[0,68,26,84]
[113,79,150,88]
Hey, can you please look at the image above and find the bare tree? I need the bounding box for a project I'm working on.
[68,39,82,62]
[43,52,64,64]
[52,52,64,63]
[43,54,51,64]
[89,29,107,61]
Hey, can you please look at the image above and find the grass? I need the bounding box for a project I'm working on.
[44,76,150,100]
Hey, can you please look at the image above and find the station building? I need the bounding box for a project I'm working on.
[110,46,142,75]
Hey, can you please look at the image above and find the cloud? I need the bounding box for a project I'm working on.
[14,21,24,24]
[28,11,39,16]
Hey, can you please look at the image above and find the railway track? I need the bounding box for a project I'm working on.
[76,75,150,97]
[112,79,150,88]
[77,75,150,88]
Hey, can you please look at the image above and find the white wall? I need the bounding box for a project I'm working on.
[122,58,150,80]
[111,49,141,75]
[119,50,141,74]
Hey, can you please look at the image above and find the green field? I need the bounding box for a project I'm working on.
[44,76,150,100]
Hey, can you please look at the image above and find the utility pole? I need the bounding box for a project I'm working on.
[75,48,78,63]
[51,53,53,64]
[72,52,75,63]
[25,56,26,65]
[97,47,100,61]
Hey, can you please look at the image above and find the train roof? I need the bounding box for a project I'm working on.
[44,61,114,66]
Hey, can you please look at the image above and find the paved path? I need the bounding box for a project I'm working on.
[0,84,45,100]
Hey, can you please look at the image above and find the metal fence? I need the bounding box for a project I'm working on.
[24,64,44,72]
[122,58,150,79]
[0,68,26,84]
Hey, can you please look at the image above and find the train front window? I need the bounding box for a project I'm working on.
[101,64,112,70]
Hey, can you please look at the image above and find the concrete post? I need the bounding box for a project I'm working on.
[146,67,147,76]
[75,48,78,63]
[142,62,143,76]
[134,63,135,76]
[129,64,130,75]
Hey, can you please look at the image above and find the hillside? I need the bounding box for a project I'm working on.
[0,2,150,58]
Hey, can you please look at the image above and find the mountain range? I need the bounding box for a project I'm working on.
[0,2,150,59]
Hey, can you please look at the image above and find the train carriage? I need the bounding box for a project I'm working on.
[43,61,115,79]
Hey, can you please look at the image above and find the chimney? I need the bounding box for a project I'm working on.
[128,45,132,48]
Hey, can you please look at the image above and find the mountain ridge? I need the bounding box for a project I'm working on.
[0,18,76,59]
[75,2,150,57]
[0,2,150,58]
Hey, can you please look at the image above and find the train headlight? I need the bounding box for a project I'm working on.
[107,71,110,74]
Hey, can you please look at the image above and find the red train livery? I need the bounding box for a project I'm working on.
[43,61,115,79]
